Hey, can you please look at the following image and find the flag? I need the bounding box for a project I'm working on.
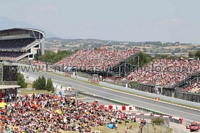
[59,91,62,96]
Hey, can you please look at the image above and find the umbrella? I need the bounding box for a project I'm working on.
[55,109,62,115]
[0,102,6,108]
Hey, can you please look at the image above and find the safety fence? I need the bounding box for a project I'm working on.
[103,105,136,111]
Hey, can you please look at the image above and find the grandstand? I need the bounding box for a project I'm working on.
[0,28,45,62]
[127,58,200,87]
[53,46,200,102]
[127,58,200,102]
[54,47,140,77]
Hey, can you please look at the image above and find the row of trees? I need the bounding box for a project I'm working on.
[35,50,74,64]
[127,52,153,67]
[17,73,54,92]
[188,50,200,59]
[127,51,196,68]
[32,76,55,92]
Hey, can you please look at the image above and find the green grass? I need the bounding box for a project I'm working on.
[76,95,85,98]
[18,89,53,95]
[48,72,200,110]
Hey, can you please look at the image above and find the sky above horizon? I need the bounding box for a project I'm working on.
[0,0,200,43]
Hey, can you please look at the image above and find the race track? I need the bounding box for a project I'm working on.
[23,71,200,122]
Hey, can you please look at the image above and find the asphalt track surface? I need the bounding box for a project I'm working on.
[24,71,200,122]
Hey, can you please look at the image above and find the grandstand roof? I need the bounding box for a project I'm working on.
[0,28,45,39]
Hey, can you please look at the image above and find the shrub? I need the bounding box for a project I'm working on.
[17,73,27,88]
[151,117,164,125]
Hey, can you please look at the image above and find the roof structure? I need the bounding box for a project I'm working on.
[0,28,45,39]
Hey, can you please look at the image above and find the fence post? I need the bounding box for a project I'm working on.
[160,123,162,133]
[153,123,156,133]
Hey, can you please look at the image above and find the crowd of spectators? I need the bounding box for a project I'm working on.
[0,94,134,133]
[0,38,35,49]
[127,58,200,87]
[182,81,200,94]
[0,51,25,61]
[54,48,140,71]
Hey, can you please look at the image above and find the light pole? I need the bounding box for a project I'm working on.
[75,58,78,109]
[75,89,78,108]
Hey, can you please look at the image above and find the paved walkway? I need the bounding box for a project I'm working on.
[170,122,197,133]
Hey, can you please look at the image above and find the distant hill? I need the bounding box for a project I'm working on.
[0,16,57,38]
[46,37,131,44]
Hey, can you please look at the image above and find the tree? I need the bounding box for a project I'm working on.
[32,79,38,90]
[37,50,74,63]
[133,52,152,67]
[34,49,42,60]
[188,51,195,58]
[40,76,46,90]
[195,50,200,58]
[17,73,27,88]
[32,76,46,90]
[46,78,54,92]
[32,76,54,92]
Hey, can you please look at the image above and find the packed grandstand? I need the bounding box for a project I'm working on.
[53,48,200,97]
[127,58,200,87]
[0,28,199,101]
[0,28,45,61]
[54,47,140,71]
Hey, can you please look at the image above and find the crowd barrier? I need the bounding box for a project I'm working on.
[103,105,136,111]
[78,91,184,125]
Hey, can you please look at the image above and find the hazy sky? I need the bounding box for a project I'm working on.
[0,0,200,43]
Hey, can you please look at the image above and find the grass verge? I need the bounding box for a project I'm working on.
[18,90,53,95]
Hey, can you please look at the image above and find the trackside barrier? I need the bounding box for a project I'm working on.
[78,91,184,124]
[103,105,136,111]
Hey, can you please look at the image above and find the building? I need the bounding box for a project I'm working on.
[0,28,45,102]
[0,28,45,62]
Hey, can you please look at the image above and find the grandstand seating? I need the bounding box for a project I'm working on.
[54,48,140,71]
[0,51,25,61]
[0,51,25,57]
[182,81,200,94]
[0,38,35,49]
[127,58,200,88]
